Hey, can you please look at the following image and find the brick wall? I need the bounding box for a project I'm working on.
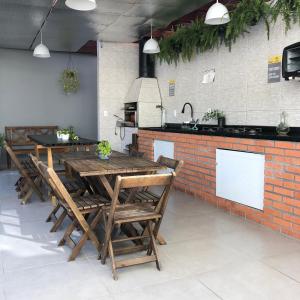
[139,130,300,240]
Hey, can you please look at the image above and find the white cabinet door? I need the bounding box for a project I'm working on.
[216,149,265,210]
[154,140,174,161]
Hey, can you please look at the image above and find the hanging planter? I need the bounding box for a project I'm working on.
[60,69,80,94]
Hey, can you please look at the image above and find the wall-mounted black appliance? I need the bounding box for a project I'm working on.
[282,42,300,80]
[124,102,137,127]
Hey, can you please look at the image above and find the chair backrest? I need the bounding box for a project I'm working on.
[110,172,175,221]
[5,126,58,147]
[36,160,92,232]
[157,156,184,175]
[4,142,27,175]
[4,143,44,201]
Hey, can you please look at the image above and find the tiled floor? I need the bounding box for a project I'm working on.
[1,171,300,300]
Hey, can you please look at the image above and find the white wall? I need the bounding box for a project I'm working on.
[98,42,138,151]
[156,20,300,126]
[0,49,97,138]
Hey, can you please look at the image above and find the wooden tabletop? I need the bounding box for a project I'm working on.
[28,134,98,147]
[65,156,164,177]
[55,150,126,163]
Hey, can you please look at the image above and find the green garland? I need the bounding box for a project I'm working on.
[158,0,300,64]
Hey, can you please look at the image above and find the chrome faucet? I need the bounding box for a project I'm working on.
[181,102,195,123]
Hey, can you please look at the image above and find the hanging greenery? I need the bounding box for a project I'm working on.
[60,69,80,94]
[158,0,300,64]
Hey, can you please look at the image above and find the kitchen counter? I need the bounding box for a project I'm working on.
[139,123,300,142]
[138,127,300,240]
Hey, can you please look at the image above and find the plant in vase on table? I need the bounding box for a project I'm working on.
[96,140,112,160]
[57,126,79,141]
[202,109,226,128]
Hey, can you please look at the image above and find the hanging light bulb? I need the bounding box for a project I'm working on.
[205,0,230,25]
[33,31,50,58]
[143,20,160,54]
[65,0,96,11]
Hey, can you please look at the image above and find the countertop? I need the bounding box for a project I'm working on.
[139,124,300,142]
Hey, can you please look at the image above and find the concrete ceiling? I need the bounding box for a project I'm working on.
[0,0,211,53]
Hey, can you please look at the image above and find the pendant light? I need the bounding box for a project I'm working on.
[205,0,230,25]
[65,0,96,11]
[33,31,50,58]
[143,21,160,54]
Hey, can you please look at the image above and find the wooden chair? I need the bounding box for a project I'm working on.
[4,143,45,204]
[121,156,183,205]
[36,160,110,261]
[30,154,85,232]
[119,156,183,245]
[101,172,176,280]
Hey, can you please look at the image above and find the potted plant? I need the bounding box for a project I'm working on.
[57,126,79,141]
[96,140,112,160]
[202,109,226,128]
[60,69,80,94]
[57,128,70,141]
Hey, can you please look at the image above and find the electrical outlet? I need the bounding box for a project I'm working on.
[104,111,108,117]
[174,110,177,117]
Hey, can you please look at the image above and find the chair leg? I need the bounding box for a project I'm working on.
[58,221,76,247]
[68,209,102,261]
[21,188,33,205]
[7,154,11,169]
[50,210,67,232]
[46,204,60,222]
[108,240,118,280]
[147,221,161,271]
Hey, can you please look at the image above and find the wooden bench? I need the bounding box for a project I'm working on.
[5,126,58,168]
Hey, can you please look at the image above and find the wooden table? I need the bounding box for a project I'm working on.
[65,157,164,199]
[66,156,167,245]
[55,150,127,164]
[28,134,98,168]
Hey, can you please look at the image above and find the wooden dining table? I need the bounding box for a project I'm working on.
[55,150,127,164]
[64,156,165,200]
[28,134,98,169]
[65,155,167,245]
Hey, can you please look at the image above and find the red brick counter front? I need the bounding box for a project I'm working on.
[138,129,300,240]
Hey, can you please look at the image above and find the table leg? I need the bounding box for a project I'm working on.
[35,144,40,160]
[46,147,57,205]
[47,148,53,168]
[97,175,114,200]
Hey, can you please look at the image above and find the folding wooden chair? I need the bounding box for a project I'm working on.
[30,154,85,232]
[4,143,45,204]
[119,156,183,245]
[101,172,176,280]
[120,156,183,205]
[37,160,110,261]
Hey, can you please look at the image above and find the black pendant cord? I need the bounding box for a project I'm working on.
[28,0,59,50]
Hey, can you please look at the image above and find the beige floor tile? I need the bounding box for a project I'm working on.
[198,261,300,300]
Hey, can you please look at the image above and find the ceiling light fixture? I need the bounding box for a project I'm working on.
[33,31,50,58]
[65,0,97,11]
[143,20,160,54]
[205,0,230,25]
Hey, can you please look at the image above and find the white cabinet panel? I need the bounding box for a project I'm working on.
[216,149,265,210]
[154,140,174,174]
[154,140,174,161]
